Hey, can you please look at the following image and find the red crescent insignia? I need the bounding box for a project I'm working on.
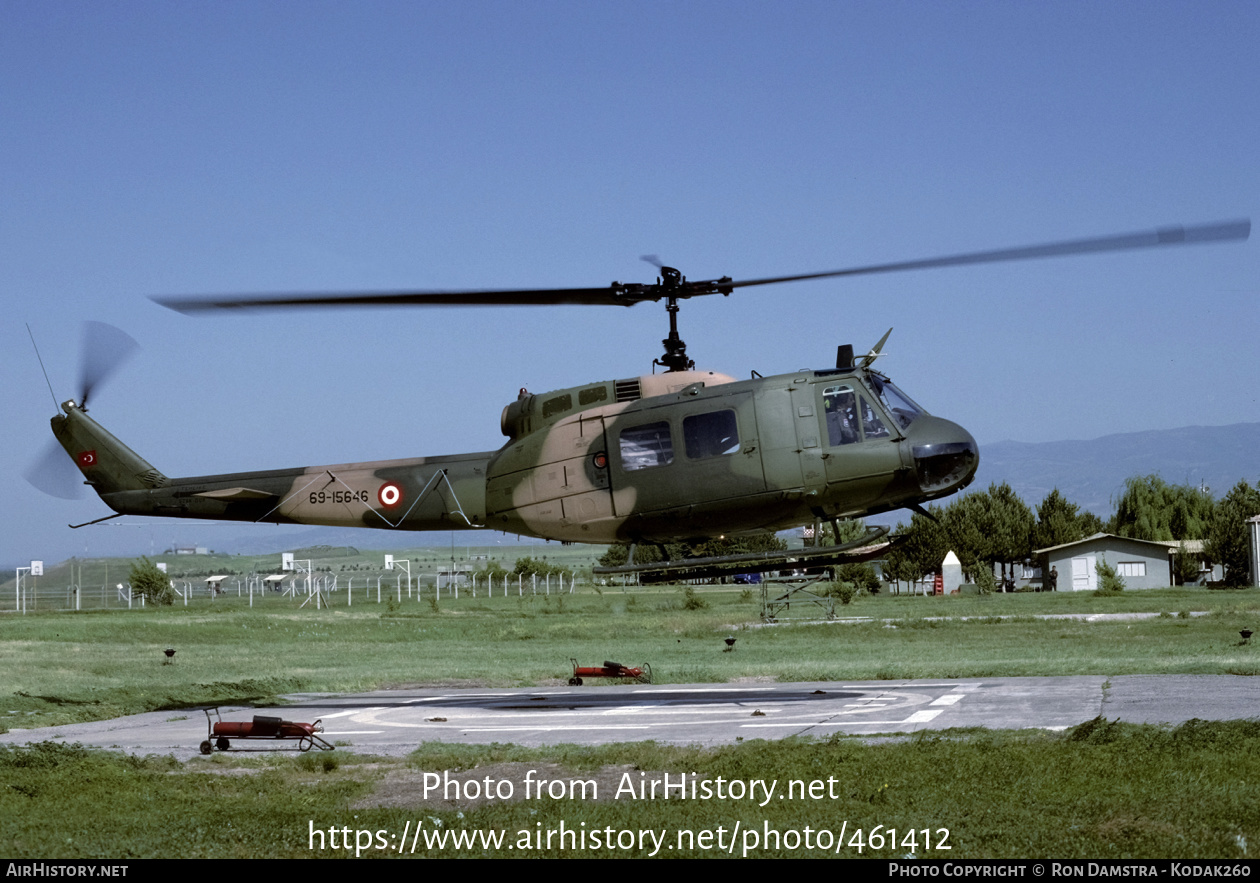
[77,450,97,468]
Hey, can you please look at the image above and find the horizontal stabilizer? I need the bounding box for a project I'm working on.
[193,487,276,501]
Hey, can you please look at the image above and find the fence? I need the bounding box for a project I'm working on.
[3,569,586,613]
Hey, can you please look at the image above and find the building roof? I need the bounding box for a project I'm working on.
[1033,532,1178,556]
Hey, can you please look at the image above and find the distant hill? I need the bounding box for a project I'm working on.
[974,422,1260,517]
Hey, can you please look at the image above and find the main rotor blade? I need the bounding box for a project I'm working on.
[727,219,1250,289]
[154,286,638,313]
[153,218,1249,314]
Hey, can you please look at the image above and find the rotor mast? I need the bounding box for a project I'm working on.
[656,295,694,373]
[651,266,695,373]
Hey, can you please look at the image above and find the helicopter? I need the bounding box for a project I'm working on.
[35,219,1249,574]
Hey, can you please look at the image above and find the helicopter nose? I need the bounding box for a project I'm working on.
[907,417,979,495]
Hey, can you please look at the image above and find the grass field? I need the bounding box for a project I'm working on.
[4,721,1260,858]
[3,580,1260,859]
[3,583,1259,731]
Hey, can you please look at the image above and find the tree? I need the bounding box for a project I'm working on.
[1111,475,1214,541]
[980,483,1036,579]
[1173,541,1202,585]
[836,562,881,594]
[1034,489,1089,550]
[941,483,1034,581]
[885,505,949,583]
[881,544,925,591]
[512,556,564,578]
[1205,480,1260,586]
[478,559,509,582]
[942,493,989,576]
[129,557,174,605]
[1078,509,1106,537]
[811,518,869,547]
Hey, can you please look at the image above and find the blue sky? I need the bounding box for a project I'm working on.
[3,1,1256,565]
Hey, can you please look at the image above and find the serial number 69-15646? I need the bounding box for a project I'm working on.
[310,490,370,505]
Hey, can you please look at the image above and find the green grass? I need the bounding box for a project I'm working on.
[4,719,1260,858]
[2,586,1260,731]
[5,584,1260,859]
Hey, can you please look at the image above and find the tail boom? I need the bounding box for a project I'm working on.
[52,400,491,531]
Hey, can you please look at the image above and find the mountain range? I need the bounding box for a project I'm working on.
[972,422,1260,517]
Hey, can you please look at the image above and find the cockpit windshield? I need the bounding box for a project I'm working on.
[867,374,925,430]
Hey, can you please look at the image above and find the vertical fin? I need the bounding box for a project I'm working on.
[50,402,168,496]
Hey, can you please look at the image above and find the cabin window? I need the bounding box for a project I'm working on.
[619,421,674,471]
[683,409,740,459]
[823,385,859,446]
[579,385,608,406]
[1117,562,1146,578]
[542,394,572,419]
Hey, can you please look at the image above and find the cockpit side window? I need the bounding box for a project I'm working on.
[858,395,890,439]
[683,409,740,459]
[823,385,859,446]
[868,374,925,430]
[619,421,674,471]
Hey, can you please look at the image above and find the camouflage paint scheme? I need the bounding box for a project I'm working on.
[50,365,979,545]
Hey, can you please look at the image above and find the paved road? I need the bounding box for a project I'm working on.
[3,675,1257,759]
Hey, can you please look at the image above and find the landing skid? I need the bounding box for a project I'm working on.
[593,526,896,586]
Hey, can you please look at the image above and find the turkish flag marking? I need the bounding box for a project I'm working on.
[77,450,98,468]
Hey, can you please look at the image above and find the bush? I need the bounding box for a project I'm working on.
[836,563,881,594]
[973,567,998,595]
[682,586,708,610]
[829,581,857,605]
[129,557,174,605]
[1095,556,1125,596]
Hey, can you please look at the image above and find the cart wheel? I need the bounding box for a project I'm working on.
[568,677,582,686]
[199,740,213,756]
[215,737,230,752]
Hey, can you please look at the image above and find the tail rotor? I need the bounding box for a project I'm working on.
[25,322,140,499]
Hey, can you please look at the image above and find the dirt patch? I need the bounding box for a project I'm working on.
[353,762,637,810]
[178,764,263,776]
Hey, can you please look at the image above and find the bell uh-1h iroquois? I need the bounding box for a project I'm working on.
[39,220,1250,578]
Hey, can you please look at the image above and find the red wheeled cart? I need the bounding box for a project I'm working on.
[200,707,334,754]
[568,659,652,686]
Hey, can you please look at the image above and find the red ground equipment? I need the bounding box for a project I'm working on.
[200,707,334,754]
[568,659,652,686]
